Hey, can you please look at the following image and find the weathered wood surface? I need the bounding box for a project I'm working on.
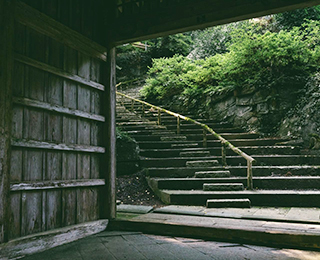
[0,220,109,260]
[16,1,107,60]
[11,140,105,153]
[13,97,105,122]
[0,0,15,244]
[15,54,105,91]
[113,0,320,44]
[101,47,117,219]
[10,179,105,191]
[5,1,107,242]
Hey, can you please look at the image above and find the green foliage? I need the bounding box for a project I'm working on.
[274,5,320,30]
[141,21,320,114]
[116,127,134,142]
[189,21,249,59]
[116,33,193,80]
[148,33,193,59]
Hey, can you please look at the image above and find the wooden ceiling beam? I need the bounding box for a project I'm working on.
[112,0,320,45]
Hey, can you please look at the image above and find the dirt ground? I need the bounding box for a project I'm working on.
[116,170,165,208]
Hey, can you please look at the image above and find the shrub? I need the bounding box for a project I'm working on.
[141,21,320,114]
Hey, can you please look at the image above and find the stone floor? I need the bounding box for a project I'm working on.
[21,230,320,260]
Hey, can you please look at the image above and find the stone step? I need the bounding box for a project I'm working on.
[165,123,233,130]
[117,121,157,126]
[120,128,245,136]
[158,189,320,207]
[171,143,199,148]
[203,183,245,191]
[131,133,259,141]
[185,133,260,141]
[141,155,320,167]
[140,157,220,168]
[151,131,176,135]
[148,176,320,191]
[206,199,251,208]
[160,136,187,141]
[195,171,231,178]
[186,160,219,167]
[139,146,300,158]
[137,138,289,149]
[146,165,320,178]
[180,151,211,157]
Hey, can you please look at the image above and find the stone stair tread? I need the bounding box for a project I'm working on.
[203,183,244,191]
[161,136,187,141]
[171,143,199,148]
[180,151,211,157]
[161,189,320,195]
[195,171,231,178]
[206,198,251,208]
[186,160,219,167]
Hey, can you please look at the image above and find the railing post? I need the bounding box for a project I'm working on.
[142,103,145,117]
[131,99,134,111]
[203,129,207,148]
[158,109,161,125]
[221,143,227,166]
[247,160,253,190]
[177,117,180,134]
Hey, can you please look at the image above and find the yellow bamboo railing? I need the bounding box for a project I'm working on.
[117,91,256,189]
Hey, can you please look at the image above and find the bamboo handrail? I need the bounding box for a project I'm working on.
[116,91,255,189]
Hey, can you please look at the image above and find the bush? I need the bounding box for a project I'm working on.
[141,22,320,114]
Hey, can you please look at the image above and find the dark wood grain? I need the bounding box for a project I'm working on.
[0,0,15,243]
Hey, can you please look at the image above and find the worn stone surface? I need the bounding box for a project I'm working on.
[195,171,231,178]
[186,160,219,167]
[15,230,320,260]
[206,199,250,208]
[117,204,154,214]
[203,183,244,191]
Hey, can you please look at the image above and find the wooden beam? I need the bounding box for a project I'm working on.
[15,54,105,91]
[10,179,105,191]
[112,0,320,44]
[101,48,117,219]
[0,220,108,259]
[0,0,14,244]
[12,140,105,154]
[13,97,105,122]
[15,1,107,61]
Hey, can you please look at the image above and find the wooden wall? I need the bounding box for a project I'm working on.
[0,0,115,242]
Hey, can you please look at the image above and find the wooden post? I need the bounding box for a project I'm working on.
[158,109,161,125]
[177,117,180,134]
[203,129,207,148]
[221,143,227,166]
[101,47,116,219]
[0,0,14,243]
[142,103,145,117]
[131,99,134,111]
[247,160,253,190]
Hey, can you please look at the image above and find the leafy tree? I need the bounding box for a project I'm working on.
[148,33,193,58]
[141,21,320,114]
[188,21,249,59]
[274,5,320,30]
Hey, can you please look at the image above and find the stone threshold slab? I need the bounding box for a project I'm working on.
[109,213,320,250]
[153,206,320,225]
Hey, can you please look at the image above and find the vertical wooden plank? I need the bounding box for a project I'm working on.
[20,27,46,237]
[9,192,21,240]
[0,0,15,243]
[44,38,64,231]
[101,47,116,219]
[62,45,77,227]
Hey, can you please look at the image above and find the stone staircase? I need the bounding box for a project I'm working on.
[116,89,320,208]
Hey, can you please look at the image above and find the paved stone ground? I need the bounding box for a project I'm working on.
[21,231,320,260]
